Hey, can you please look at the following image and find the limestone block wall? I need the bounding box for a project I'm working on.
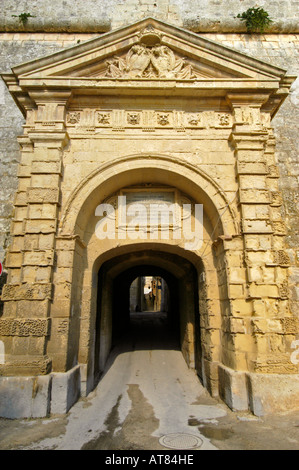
[0,0,298,33]
[0,1,298,323]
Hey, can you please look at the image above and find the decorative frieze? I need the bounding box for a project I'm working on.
[157,113,170,126]
[66,112,81,124]
[98,112,110,125]
[127,112,140,125]
[65,108,233,131]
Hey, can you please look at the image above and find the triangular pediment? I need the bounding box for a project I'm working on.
[3,17,295,119]
[10,17,287,82]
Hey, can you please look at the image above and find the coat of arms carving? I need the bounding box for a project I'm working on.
[105,27,195,79]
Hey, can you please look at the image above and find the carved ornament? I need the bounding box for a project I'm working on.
[65,108,232,131]
[0,318,50,337]
[105,27,195,79]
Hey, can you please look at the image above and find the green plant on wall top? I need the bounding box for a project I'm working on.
[12,13,36,26]
[236,7,273,33]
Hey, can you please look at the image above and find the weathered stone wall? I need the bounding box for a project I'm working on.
[0,1,298,321]
[0,0,298,32]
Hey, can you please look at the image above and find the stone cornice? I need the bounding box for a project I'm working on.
[3,76,286,120]
[0,17,298,34]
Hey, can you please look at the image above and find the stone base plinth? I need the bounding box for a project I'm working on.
[218,364,299,416]
[0,375,51,419]
[0,365,81,419]
[246,372,299,416]
[218,364,249,411]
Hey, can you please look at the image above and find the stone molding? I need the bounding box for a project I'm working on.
[0,13,298,34]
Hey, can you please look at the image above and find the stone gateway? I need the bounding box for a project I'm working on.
[0,12,298,418]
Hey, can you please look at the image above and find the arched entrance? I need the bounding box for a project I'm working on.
[54,155,235,400]
[94,249,201,385]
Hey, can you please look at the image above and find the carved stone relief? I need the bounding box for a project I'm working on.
[274,250,290,266]
[157,113,170,126]
[0,318,50,337]
[98,112,110,125]
[105,43,195,80]
[57,320,69,335]
[66,112,81,124]
[279,280,289,299]
[65,108,232,131]
[188,114,201,126]
[127,112,141,125]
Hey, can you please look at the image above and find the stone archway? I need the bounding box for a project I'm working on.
[52,158,232,399]
[58,153,238,237]
[93,249,201,388]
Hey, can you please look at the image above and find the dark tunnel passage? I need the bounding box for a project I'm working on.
[94,249,202,385]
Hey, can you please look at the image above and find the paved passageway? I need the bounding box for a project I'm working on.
[1,312,299,450]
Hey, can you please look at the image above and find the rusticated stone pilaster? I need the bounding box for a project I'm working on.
[0,90,71,377]
[227,93,297,374]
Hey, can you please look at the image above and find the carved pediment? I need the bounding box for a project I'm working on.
[63,25,244,80]
[9,19,289,81]
[104,42,195,80]
[3,17,294,118]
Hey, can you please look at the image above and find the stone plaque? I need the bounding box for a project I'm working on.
[122,190,179,228]
[123,190,177,227]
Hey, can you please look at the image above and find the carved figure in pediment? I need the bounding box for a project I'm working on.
[151,45,194,79]
[126,44,151,77]
[172,57,195,79]
[105,32,195,79]
[106,56,127,78]
[151,45,175,77]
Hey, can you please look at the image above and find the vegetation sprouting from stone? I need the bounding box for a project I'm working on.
[12,13,36,26]
[236,7,273,33]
